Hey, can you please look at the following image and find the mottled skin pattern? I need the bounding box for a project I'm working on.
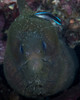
[3,7,78,98]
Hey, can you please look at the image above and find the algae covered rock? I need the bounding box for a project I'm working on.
[3,3,78,98]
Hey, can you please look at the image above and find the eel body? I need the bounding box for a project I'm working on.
[3,8,78,98]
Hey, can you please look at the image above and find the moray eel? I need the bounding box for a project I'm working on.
[3,2,78,98]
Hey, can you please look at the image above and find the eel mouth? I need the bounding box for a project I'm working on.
[24,79,46,97]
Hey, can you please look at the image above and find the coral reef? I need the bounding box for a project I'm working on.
[0,1,19,63]
[0,0,17,4]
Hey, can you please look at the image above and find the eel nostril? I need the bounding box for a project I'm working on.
[20,45,24,54]
[42,41,47,51]
[35,49,40,54]
[42,57,48,62]
[25,51,30,56]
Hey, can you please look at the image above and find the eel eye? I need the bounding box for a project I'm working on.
[42,41,47,51]
[20,45,24,54]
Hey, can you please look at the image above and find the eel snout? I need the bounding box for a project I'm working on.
[28,53,42,72]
